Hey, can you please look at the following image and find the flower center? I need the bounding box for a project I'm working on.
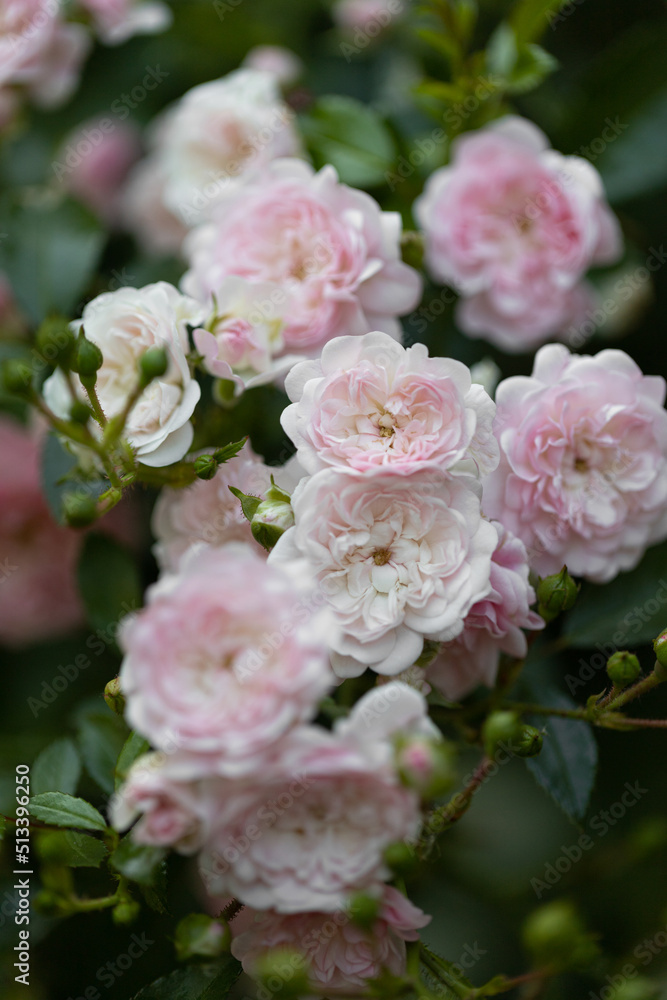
[373,548,392,566]
[377,412,395,438]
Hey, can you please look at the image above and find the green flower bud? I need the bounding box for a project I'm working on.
[522,900,598,971]
[401,230,424,271]
[139,345,169,386]
[193,454,218,480]
[383,841,417,878]
[254,948,310,999]
[483,711,521,758]
[251,498,295,551]
[653,628,667,669]
[1,358,33,397]
[104,677,125,716]
[511,725,543,758]
[174,913,230,961]
[606,651,641,689]
[36,317,76,369]
[62,492,98,528]
[70,399,92,424]
[611,979,660,1000]
[112,898,141,926]
[536,566,579,623]
[347,891,381,930]
[396,736,457,799]
[71,330,103,379]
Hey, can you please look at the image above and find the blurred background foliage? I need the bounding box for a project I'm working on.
[2,0,667,997]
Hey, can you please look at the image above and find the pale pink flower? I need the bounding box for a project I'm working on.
[182,159,422,353]
[269,468,497,677]
[193,276,304,393]
[281,330,498,477]
[483,344,667,583]
[198,703,423,911]
[231,886,429,996]
[428,523,543,701]
[121,157,189,256]
[58,118,141,224]
[78,0,172,45]
[119,543,334,776]
[110,751,213,854]
[333,0,405,32]
[151,442,273,573]
[414,116,622,352]
[0,417,85,647]
[242,46,303,87]
[43,282,204,468]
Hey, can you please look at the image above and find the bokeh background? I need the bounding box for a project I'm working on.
[2,1,667,997]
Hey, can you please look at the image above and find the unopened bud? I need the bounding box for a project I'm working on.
[62,492,98,528]
[606,651,641,689]
[71,329,103,380]
[193,455,218,480]
[396,736,456,799]
[174,913,230,961]
[347,891,381,930]
[254,948,310,998]
[251,498,294,551]
[139,345,169,386]
[511,725,543,758]
[536,566,578,623]
[653,628,667,669]
[611,980,660,1000]
[522,900,598,971]
[104,677,125,716]
[1,358,33,397]
[70,399,92,424]
[112,898,141,925]
[483,711,521,758]
[383,841,417,878]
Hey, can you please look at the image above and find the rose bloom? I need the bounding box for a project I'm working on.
[427,522,544,701]
[0,417,85,647]
[281,330,498,477]
[0,0,90,108]
[482,344,667,583]
[59,118,141,225]
[333,0,405,32]
[121,157,189,256]
[151,442,273,573]
[269,468,497,677]
[110,751,213,853]
[198,685,425,911]
[119,543,334,776]
[43,282,204,468]
[414,116,622,352]
[231,886,429,996]
[241,45,303,87]
[193,276,304,394]
[182,159,422,353]
[150,69,301,228]
[78,0,172,45]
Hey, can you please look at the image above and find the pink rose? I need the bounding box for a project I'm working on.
[282,330,498,477]
[182,159,422,353]
[58,118,141,224]
[78,0,172,45]
[231,886,429,995]
[151,442,273,573]
[199,694,425,911]
[483,344,667,582]
[110,751,214,853]
[119,544,334,775]
[333,0,405,32]
[269,468,497,677]
[0,418,85,647]
[414,116,622,352]
[428,523,544,701]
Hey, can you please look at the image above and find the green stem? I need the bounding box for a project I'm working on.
[419,756,495,855]
[605,663,666,712]
[85,383,107,427]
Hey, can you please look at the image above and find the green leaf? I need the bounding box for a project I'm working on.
[487,23,518,79]
[213,437,248,464]
[561,541,667,648]
[110,837,166,886]
[413,79,466,103]
[510,0,570,44]
[415,27,460,62]
[77,711,128,795]
[41,830,108,868]
[115,731,151,790]
[300,96,397,188]
[0,197,105,326]
[30,792,107,831]
[228,486,262,522]
[32,739,81,796]
[77,532,142,635]
[519,669,598,822]
[131,961,242,1000]
[506,43,558,94]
